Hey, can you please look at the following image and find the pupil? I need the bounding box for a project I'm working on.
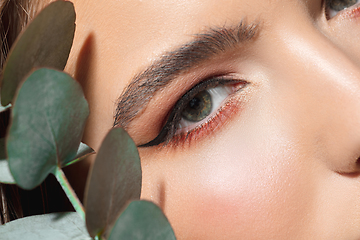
[189,97,202,111]
[181,90,212,122]
[328,0,357,11]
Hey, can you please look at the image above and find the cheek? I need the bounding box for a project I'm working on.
[160,124,317,239]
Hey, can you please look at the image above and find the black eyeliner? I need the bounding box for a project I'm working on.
[138,77,241,147]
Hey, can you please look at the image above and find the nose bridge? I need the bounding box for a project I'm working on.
[279,27,360,173]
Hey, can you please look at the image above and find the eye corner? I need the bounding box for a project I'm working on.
[323,0,336,21]
[323,0,360,20]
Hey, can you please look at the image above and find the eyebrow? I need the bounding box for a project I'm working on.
[113,20,259,129]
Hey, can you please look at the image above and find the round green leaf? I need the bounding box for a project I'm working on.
[0,140,92,184]
[0,138,15,184]
[7,68,89,190]
[108,201,176,240]
[85,127,142,238]
[0,1,76,105]
[0,212,91,240]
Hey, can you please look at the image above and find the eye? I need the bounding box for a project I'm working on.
[139,77,247,147]
[326,0,360,18]
[179,85,234,129]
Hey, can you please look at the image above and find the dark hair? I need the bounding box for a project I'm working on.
[0,0,35,224]
[0,0,44,74]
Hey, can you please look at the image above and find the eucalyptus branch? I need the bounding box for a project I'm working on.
[54,168,85,221]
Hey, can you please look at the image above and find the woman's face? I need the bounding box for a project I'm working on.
[64,0,360,238]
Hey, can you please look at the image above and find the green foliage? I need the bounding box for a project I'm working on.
[0,141,93,185]
[0,1,75,105]
[0,212,90,240]
[0,102,11,113]
[85,128,142,238]
[108,201,176,240]
[0,160,15,184]
[0,138,15,184]
[7,68,89,190]
[0,1,176,240]
[63,142,95,168]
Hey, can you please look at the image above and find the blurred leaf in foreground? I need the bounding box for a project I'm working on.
[0,1,76,105]
[7,68,89,190]
[0,212,91,240]
[0,102,11,112]
[0,138,15,184]
[0,160,15,184]
[0,141,92,185]
[108,201,176,240]
[85,127,142,238]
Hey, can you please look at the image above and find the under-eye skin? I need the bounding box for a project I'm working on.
[139,77,248,148]
[326,0,359,18]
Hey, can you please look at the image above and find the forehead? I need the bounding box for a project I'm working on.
[78,0,311,54]
[70,0,301,87]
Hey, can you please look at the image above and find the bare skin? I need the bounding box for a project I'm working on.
[51,0,360,239]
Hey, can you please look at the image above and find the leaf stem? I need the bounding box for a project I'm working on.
[54,167,85,221]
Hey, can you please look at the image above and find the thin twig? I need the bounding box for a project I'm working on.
[54,168,85,221]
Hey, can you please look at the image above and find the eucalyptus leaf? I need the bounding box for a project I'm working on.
[0,138,15,184]
[0,1,76,105]
[85,127,142,238]
[7,68,89,190]
[0,103,11,113]
[0,160,15,184]
[0,142,92,184]
[62,142,95,168]
[108,201,176,240]
[0,212,91,240]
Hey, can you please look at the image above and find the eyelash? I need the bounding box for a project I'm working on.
[139,77,248,148]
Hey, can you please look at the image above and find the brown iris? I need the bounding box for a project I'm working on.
[181,90,212,122]
[327,0,357,11]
